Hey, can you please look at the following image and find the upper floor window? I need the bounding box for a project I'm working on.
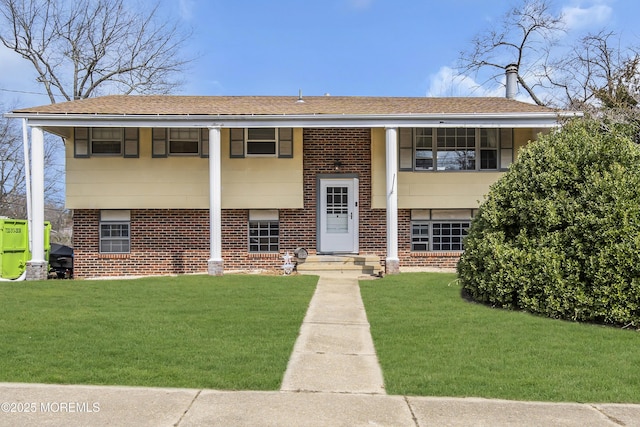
[230,128,293,158]
[152,128,209,157]
[247,128,276,155]
[399,128,513,171]
[74,127,139,158]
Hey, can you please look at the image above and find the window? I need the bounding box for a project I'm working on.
[92,128,123,155]
[249,221,279,252]
[411,222,430,251]
[230,128,293,158]
[432,222,470,251]
[480,129,498,169]
[416,128,434,170]
[169,128,200,154]
[398,128,513,171]
[74,127,139,158]
[410,209,473,252]
[411,221,470,251]
[247,128,276,155]
[230,129,244,157]
[152,128,209,157]
[436,128,476,170]
[248,210,279,253]
[100,223,130,253]
[100,210,130,254]
[499,128,514,169]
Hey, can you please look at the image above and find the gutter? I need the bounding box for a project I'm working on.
[4,111,582,129]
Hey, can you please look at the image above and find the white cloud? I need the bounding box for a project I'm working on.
[561,1,612,31]
[347,0,373,11]
[426,66,503,97]
[179,0,195,21]
[426,66,542,104]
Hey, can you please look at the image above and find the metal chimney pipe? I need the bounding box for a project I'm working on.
[505,64,518,99]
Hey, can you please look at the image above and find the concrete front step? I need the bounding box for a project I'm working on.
[296,255,382,275]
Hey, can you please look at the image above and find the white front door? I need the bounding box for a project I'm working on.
[318,178,359,253]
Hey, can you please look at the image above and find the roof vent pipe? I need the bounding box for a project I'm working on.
[505,64,518,99]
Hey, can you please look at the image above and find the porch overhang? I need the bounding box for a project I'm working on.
[5,111,578,136]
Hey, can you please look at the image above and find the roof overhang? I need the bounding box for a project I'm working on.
[5,111,580,132]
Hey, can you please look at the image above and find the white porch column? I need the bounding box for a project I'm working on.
[208,126,224,275]
[385,126,400,274]
[26,126,48,280]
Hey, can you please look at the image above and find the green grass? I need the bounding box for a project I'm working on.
[360,273,640,403]
[0,274,317,390]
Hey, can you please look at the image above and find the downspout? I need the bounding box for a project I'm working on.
[0,120,32,282]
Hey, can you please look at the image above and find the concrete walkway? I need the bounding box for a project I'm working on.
[2,272,640,426]
[280,271,385,394]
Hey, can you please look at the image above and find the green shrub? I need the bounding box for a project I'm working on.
[458,119,640,328]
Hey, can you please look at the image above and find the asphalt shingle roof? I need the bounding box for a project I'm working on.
[14,95,560,116]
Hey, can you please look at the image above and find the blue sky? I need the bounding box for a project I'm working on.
[1,0,639,108]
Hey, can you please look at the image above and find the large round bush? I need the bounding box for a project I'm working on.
[458,119,640,327]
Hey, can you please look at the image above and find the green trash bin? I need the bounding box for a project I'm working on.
[0,219,51,279]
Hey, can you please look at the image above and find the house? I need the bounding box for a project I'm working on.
[7,80,577,279]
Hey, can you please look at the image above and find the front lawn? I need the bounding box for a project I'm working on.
[360,273,640,403]
[0,274,317,390]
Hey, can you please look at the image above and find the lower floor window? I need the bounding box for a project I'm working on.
[411,221,470,251]
[249,220,279,252]
[411,222,430,251]
[100,222,130,253]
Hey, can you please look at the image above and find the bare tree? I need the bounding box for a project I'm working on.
[0,0,191,243]
[545,31,639,111]
[0,102,25,212]
[0,99,62,218]
[458,0,564,106]
[0,0,193,103]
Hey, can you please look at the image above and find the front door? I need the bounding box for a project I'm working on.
[318,178,359,253]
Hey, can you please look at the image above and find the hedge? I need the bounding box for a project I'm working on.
[458,119,640,328]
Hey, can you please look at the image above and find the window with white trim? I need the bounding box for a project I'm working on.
[410,209,473,252]
[99,210,131,254]
[74,127,139,158]
[248,210,279,253]
[399,128,512,171]
[152,128,209,157]
[230,128,293,158]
